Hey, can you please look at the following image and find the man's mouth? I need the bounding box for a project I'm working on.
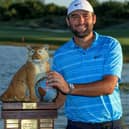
[76,25,88,31]
[77,25,87,32]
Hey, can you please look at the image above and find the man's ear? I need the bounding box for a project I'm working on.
[66,16,70,27]
[93,14,96,25]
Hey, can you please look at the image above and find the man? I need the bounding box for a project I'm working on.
[47,0,123,129]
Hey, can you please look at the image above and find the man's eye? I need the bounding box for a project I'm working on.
[83,14,89,18]
[69,14,89,19]
[70,14,80,19]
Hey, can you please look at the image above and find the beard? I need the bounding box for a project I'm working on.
[69,24,94,38]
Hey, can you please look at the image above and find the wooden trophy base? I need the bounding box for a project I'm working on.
[1,102,58,129]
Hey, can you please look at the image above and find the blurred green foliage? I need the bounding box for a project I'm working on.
[0,0,129,29]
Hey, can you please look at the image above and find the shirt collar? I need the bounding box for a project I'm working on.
[70,31,99,49]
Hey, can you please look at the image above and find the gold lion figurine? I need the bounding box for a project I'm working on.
[0,45,50,102]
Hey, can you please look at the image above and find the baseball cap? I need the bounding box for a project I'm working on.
[67,0,94,15]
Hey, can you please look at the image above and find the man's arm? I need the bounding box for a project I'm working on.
[47,71,118,96]
[69,75,118,96]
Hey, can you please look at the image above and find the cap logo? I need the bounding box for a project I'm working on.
[67,0,94,15]
[74,2,81,6]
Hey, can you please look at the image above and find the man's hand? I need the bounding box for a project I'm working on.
[47,71,70,94]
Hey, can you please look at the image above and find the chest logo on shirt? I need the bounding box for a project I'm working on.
[94,55,103,59]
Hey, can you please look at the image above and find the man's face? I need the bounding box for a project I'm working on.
[67,10,96,38]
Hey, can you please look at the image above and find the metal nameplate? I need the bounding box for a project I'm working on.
[22,103,37,109]
[21,119,37,129]
[6,119,19,128]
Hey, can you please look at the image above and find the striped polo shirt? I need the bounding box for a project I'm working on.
[52,32,123,123]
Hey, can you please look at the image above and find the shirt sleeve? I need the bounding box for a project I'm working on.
[103,39,123,82]
[52,53,63,74]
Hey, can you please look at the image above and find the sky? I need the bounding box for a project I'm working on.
[45,0,128,7]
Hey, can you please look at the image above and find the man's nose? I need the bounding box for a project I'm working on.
[78,15,85,24]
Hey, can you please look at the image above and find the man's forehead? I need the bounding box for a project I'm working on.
[70,10,90,15]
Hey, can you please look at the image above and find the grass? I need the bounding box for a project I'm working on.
[0,21,72,50]
[0,21,129,62]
